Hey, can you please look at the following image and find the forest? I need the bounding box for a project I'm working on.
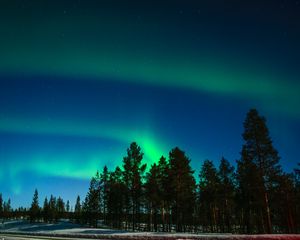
[0,109,299,234]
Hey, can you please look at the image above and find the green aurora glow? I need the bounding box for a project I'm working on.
[2,49,300,118]
[1,1,299,207]
[0,116,168,180]
[1,1,299,119]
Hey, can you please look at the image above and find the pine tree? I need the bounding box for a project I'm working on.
[3,198,11,219]
[66,200,70,212]
[237,145,265,233]
[49,195,56,222]
[65,200,70,219]
[42,197,49,222]
[29,189,39,222]
[294,163,300,232]
[85,173,101,227]
[56,197,65,220]
[82,195,89,224]
[122,142,146,231]
[0,193,3,219]
[272,173,296,233]
[107,166,126,228]
[240,109,282,233]
[157,156,171,231]
[295,163,300,176]
[100,166,109,224]
[218,157,235,232]
[145,163,161,231]
[198,160,220,232]
[168,147,196,232]
[74,195,81,223]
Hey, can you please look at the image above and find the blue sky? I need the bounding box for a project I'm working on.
[0,0,299,208]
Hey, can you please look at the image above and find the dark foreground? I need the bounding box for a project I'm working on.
[1,232,300,240]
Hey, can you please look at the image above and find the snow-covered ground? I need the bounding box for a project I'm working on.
[0,219,127,234]
[0,220,299,239]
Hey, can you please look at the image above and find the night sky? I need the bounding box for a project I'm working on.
[0,0,300,208]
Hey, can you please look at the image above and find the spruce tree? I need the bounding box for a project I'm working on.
[29,189,39,222]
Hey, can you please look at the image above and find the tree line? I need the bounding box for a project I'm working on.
[1,109,299,234]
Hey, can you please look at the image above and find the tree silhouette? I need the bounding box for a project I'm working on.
[168,147,196,232]
[42,197,49,222]
[74,195,81,223]
[238,109,282,233]
[295,163,300,231]
[84,173,101,227]
[107,166,127,228]
[66,200,70,212]
[100,166,109,224]
[198,160,220,232]
[3,198,11,219]
[272,173,296,233]
[56,197,65,220]
[157,156,171,231]
[218,157,235,232]
[49,195,56,222]
[29,189,39,222]
[145,163,161,231]
[0,193,3,219]
[2,109,299,234]
[122,142,146,231]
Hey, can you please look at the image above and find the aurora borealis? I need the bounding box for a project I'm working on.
[0,0,300,208]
